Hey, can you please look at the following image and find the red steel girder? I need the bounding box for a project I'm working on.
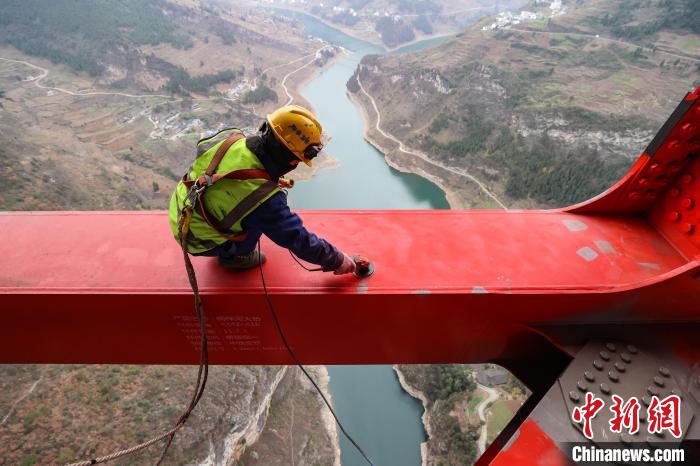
[1,87,699,367]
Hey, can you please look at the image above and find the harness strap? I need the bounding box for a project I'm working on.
[206,133,244,176]
[181,133,274,243]
[182,168,272,189]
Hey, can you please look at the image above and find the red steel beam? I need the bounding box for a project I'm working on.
[1,87,698,367]
[0,207,698,365]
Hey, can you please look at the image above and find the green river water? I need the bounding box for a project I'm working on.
[275,9,451,466]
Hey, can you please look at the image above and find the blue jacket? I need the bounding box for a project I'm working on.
[194,137,343,272]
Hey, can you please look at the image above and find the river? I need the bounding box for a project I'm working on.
[275,9,451,466]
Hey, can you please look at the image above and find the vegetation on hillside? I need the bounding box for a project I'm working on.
[0,0,194,77]
[241,84,279,104]
[400,364,476,404]
[435,416,480,466]
[162,68,240,95]
[491,131,630,205]
[397,365,499,465]
[375,17,416,48]
[593,0,699,40]
[352,9,690,208]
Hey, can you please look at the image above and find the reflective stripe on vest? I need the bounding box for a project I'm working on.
[168,133,280,253]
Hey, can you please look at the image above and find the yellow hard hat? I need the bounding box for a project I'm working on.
[266,105,323,166]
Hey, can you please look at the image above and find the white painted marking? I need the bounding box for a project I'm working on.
[577,247,599,262]
[638,262,661,270]
[563,219,588,232]
[594,239,616,254]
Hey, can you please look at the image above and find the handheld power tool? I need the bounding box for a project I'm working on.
[352,255,374,278]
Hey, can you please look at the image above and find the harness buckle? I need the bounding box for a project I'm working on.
[185,184,206,210]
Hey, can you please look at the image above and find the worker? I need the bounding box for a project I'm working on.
[169,105,357,275]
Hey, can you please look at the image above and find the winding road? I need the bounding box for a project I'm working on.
[1,46,337,142]
[1,43,337,108]
[0,57,181,100]
[504,27,700,63]
[279,45,336,105]
[476,383,499,456]
[1,375,43,426]
[356,72,509,210]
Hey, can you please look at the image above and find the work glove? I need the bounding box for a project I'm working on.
[334,252,357,275]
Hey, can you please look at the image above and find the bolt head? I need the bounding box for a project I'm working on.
[668,211,681,222]
[682,223,695,234]
[626,344,638,354]
[584,371,595,382]
[614,362,626,372]
[681,174,694,185]
[669,187,681,198]
[593,360,604,371]
[605,342,617,352]
[653,376,665,387]
[608,370,619,382]
[569,390,581,402]
[600,383,611,394]
[682,198,695,209]
[658,366,670,377]
[600,350,611,361]
[620,352,632,363]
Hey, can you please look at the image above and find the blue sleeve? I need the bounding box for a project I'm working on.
[241,191,344,271]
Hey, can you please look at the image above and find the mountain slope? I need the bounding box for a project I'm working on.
[348,0,700,209]
[0,2,339,464]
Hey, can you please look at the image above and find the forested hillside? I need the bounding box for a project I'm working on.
[0,2,340,464]
[1,0,193,77]
[348,0,700,209]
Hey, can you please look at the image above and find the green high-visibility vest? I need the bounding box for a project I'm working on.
[169,129,280,253]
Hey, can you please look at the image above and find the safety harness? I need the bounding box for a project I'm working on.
[179,133,274,243]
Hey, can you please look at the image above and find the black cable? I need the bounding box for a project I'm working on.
[288,249,323,272]
[257,241,375,466]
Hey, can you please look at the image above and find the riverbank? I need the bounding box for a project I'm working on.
[278,43,351,110]
[268,5,457,53]
[393,366,431,466]
[347,70,509,210]
[347,88,464,210]
[197,366,288,465]
[303,366,342,466]
[235,365,341,466]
